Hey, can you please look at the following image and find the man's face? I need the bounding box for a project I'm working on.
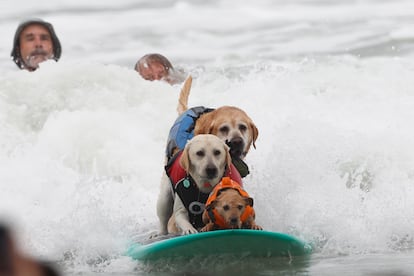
[19,24,54,70]
[138,62,168,81]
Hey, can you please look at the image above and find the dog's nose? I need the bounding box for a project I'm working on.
[229,217,240,227]
[226,137,244,158]
[205,166,218,178]
[230,137,244,149]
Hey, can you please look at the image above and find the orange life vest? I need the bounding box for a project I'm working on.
[205,177,254,229]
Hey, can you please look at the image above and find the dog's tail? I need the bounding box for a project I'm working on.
[177,75,192,115]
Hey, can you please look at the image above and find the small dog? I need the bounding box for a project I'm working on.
[200,177,262,232]
[160,134,232,235]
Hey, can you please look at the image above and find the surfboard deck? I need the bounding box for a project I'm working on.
[127,229,312,261]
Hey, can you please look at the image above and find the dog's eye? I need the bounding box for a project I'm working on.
[219,126,229,134]
[239,124,247,132]
[196,150,205,157]
[238,205,244,210]
[223,205,230,211]
[213,150,221,156]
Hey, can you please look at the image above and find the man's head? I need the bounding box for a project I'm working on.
[135,53,174,83]
[11,19,62,71]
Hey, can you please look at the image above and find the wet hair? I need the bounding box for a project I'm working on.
[11,18,62,69]
[135,53,174,72]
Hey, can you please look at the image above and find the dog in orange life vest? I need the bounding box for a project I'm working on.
[200,177,262,232]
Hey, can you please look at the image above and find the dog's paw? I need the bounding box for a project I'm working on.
[251,224,263,230]
[148,232,160,239]
[200,223,214,232]
[182,228,198,235]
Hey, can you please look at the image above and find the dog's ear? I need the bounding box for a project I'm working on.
[203,203,216,224]
[244,197,254,207]
[209,200,217,209]
[224,143,232,169]
[249,122,259,149]
[180,142,191,172]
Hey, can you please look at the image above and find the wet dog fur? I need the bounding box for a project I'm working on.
[159,134,232,235]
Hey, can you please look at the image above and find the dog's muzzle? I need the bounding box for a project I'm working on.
[229,217,241,228]
[226,137,245,159]
[205,165,218,179]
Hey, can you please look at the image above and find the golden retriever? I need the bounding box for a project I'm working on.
[200,177,263,232]
[176,76,259,161]
[194,106,259,161]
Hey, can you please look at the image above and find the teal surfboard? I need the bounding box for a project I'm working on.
[127,229,312,261]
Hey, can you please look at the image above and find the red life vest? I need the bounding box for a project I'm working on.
[204,177,254,229]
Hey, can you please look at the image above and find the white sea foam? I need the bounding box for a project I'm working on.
[1,0,414,274]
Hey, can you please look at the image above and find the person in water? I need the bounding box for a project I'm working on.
[11,18,62,71]
[0,223,60,276]
[134,53,185,85]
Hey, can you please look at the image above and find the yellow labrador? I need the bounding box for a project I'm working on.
[157,134,231,235]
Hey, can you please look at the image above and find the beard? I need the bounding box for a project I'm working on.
[24,49,52,70]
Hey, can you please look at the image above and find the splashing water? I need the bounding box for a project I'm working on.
[2,0,414,274]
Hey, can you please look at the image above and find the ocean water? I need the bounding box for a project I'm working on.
[1,0,414,275]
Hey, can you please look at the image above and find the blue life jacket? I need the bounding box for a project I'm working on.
[165,106,214,160]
